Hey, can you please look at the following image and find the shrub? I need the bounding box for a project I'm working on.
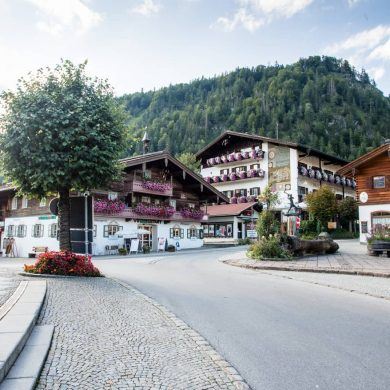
[166,245,176,252]
[300,219,318,236]
[24,251,101,277]
[330,228,358,239]
[237,237,252,245]
[118,248,127,255]
[248,236,291,260]
[256,210,279,238]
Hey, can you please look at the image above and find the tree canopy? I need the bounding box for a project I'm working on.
[0,60,126,250]
[119,56,390,160]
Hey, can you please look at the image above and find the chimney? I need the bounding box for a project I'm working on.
[142,131,150,154]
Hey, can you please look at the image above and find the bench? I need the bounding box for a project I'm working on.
[29,246,48,258]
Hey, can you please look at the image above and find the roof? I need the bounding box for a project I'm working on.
[119,150,229,203]
[201,202,255,217]
[195,130,349,165]
[337,143,390,176]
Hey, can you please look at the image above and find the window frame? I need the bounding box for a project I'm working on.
[17,225,27,238]
[373,176,386,189]
[48,223,58,238]
[7,225,15,237]
[22,197,28,209]
[39,198,47,207]
[103,223,123,237]
[11,197,18,210]
[32,224,44,238]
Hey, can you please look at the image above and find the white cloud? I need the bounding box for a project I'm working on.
[213,0,313,32]
[323,25,390,84]
[132,0,161,17]
[213,8,264,32]
[347,0,361,7]
[26,0,102,35]
[325,25,390,54]
[368,38,390,61]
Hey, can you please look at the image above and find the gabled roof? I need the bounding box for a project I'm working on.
[337,143,390,176]
[119,150,229,203]
[196,130,348,165]
[201,202,255,217]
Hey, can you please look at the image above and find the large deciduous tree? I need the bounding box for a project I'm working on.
[0,60,126,250]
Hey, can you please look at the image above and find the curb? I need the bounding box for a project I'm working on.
[112,278,251,390]
[222,260,390,278]
[18,272,105,279]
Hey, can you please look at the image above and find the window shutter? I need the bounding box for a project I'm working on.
[187,229,190,239]
[170,228,173,238]
[198,229,204,239]
[180,229,184,239]
[103,225,108,237]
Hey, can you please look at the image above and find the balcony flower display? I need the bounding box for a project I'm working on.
[229,172,237,181]
[238,196,247,203]
[335,176,341,184]
[94,199,126,214]
[328,174,335,183]
[133,203,175,218]
[180,208,204,220]
[235,152,242,161]
[221,174,229,182]
[257,150,265,159]
[215,156,221,164]
[230,196,238,204]
[221,155,228,163]
[247,195,257,202]
[299,166,308,176]
[247,169,256,178]
[238,171,246,179]
[322,172,328,181]
[213,176,220,183]
[205,176,211,183]
[352,180,356,188]
[315,170,322,180]
[308,169,315,178]
[241,151,249,159]
[250,149,257,159]
[346,178,352,187]
[227,153,235,162]
[142,180,172,193]
[341,177,346,186]
[257,169,265,177]
[209,157,215,166]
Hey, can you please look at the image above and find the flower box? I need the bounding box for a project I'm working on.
[257,169,265,178]
[241,151,249,159]
[215,156,221,164]
[227,153,235,162]
[315,171,322,180]
[229,172,237,181]
[221,155,228,163]
[299,166,308,176]
[322,172,328,181]
[142,180,172,193]
[134,204,175,218]
[238,171,246,179]
[250,150,257,159]
[341,177,346,186]
[238,196,247,203]
[94,199,126,214]
[209,158,215,166]
[247,169,257,178]
[335,176,341,184]
[205,176,211,183]
[247,195,257,202]
[235,152,242,161]
[308,169,315,178]
[221,174,229,182]
[180,208,204,220]
[346,178,352,187]
[328,174,335,183]
[230,197,238,204]
[213,176,220,183]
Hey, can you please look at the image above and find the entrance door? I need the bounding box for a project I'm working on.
[139,224,153,249]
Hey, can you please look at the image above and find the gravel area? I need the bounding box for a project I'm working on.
[260,270,390,300]
[36,277,244,390]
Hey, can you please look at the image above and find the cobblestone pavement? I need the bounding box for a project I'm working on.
[36,277,245,390]
[223,240,390,277]
[0,259,22,306]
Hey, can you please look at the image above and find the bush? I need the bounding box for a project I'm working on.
[118,248,127,255]
[300,219,318,236]
[330,229,358,239]
[166,245,176,252]
[24,251,101,277]
[237,237,252,245]
[256,210,279,238]
[248,236,291,260]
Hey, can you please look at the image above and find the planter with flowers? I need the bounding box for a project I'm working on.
[133,204,175,218]
[215,156,221,164]
[227,153,235,162]
[367,227,390,257]
[213,176,220,183]
[257,169,265,178]
[328,174,335,183]
[235,152,242,161]
[94,199,126,214]
[142,180,172,193]
[221,174,229,182]
[241,151,249,159]
[238,196,247,203]
[238,171,246,179]
[205,176,211,183]
[230,196,238,204]
[247,195,257,202]
[315,170,322,180]
[247,169,257,178]
[221,155,228,163]
[180,208,204,220]
[229,172,237,181]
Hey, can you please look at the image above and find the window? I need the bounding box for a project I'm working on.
[39,198,46,207]
[250,187,261,196]
[223,190,234,198]
[250,164,260,170]
[7,225,15,237]
[235,189,247,197]
[170,225,184,239]
[169,199,176,210]
[108,192,118,200]
[298,186,308,203]
[103,223,123,237]
[373,176,385,189]
[48,223,58,238]
[233,166,247,173]
[187,225,198,239]
[141,196,150,203]
[17,225,27,237]
[11,197,18,210]
[372,212,390,232]
[32,224,44,238]
[22,197,28,208]
[335,194,343,201]
[220,168,229,175]
[187,203,195,209]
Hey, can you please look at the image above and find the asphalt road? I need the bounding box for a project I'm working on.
[95,247,390,390]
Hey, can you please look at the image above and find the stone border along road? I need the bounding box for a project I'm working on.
[35,276,249,390]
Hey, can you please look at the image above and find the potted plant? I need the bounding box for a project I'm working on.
[215,156,221,164]
[227,153,235,162]
[221,174,229,182]
[238,171,246,179]
[221,155,227,163]
[367,227,390,257]
[229,172,237,181]
[230,196,238,204]
[142,244,151,254]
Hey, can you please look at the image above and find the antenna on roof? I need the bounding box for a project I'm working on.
[142,128,150,154]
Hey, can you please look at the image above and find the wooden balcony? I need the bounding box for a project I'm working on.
[95,208,201,222]
[129,179,173,197]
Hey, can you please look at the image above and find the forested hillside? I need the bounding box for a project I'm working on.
[119,56,390,161]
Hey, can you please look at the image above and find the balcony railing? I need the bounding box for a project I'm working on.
[298,166,356,188]
[205,150,265,167]
[130,179,173,196]
[205,169,265,184]
[95,207,203,222]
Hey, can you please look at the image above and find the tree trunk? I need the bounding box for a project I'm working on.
[58,188,71,251]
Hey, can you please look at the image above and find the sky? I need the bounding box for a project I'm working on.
[0,0,389,96]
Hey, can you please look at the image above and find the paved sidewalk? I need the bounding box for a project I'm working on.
[0,262,22,307]
[36,277,246,390]
[222,240,390,277]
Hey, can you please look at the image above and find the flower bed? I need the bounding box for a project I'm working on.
[24,251,101,277]
[142,180,172,192]
[180,208,204,220]
[133,203,175,218]
[94,199,126,214]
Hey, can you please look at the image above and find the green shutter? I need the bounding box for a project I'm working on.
[180,229,184,239]
[170,228,173,238]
